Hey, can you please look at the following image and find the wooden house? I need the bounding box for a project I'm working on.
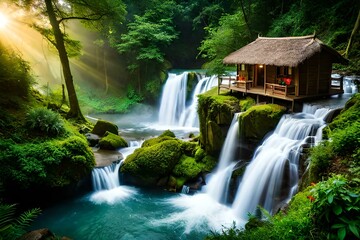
[219,34,348,109]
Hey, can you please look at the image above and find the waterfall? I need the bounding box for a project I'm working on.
[91,140,142,191]
[158,72,188,126]
[158,72,218,127]
[232,106,331,219]
[204,113,241,203]
[92,161,123,191]
[179,75,218,128]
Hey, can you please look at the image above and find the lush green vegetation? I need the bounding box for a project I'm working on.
[0,43,95,197]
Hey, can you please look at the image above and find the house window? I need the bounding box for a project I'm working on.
[277,66,292,77]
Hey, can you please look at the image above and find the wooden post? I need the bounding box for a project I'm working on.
[264,65,267,93]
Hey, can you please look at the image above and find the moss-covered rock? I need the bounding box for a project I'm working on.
[198,88,240,155]
[91,120,118,136]
[239,104,286,144]
[159,129,176,138]
[121,139,183,186]
[173,155,202,179]
[142,136,175,147]
[98,131,128,150]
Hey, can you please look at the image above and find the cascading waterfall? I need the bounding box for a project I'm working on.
[179,75,218,128]
[158,72,218,127]
[231,105,331,219]
[90,141,142,204]
[92,141,142,191]
[158,72,188,126]
[204,112,241,203]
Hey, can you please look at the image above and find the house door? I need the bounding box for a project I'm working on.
[257,65,264,86]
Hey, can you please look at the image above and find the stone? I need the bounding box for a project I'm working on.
[19,228,55,240]
[91,120,118,136]
[98,131,128,150]
[85,133,100,147]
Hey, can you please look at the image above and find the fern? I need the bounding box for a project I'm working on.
[0,203,41,240]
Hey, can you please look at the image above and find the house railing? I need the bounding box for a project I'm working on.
[265,83,295,96]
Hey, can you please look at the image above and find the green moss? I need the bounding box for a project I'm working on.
[175,177,187,189]
[121,139,182,179]
[98,131,128,150]
[194,147,206,161]
[142,136,174,147]
[198,155,218,172]
[198,88,240,155]
[173,155,202,179]
[239,104,286,143]
[91,120,118,136]
[239,97,256,111]
[159,129,176,138]
[181,141,198,156]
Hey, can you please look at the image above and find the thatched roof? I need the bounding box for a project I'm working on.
[223,35,348,67]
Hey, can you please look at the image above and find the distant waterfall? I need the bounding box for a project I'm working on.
[204,113,241,203]
[232,106,331,219]
[158,72,188,126]
[158,72,218,127]
[91,141,142,191]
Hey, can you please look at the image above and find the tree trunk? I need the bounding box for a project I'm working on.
[45,0,84,120]
[239,0,252,40]
[344,9,360,58]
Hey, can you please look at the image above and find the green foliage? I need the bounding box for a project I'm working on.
[0,43,33,109]
[0,136,95,188]
[311,175,360,240]
[26,108,65,137]
[206,190,316,240]
[309,94,360,182]
[0,203,41,240]
[198,11,251,74]
[98,131,128,150]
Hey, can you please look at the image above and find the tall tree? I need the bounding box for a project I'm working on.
[16,0,126,120]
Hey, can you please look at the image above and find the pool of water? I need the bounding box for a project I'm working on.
[32,187,239,240]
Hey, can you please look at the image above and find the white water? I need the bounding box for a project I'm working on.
[204,113,241,203]
[90,141,142,204]
[158,72,188,126]
[158,72,217,128]
[179,75,218,128]
[232,105,331,219]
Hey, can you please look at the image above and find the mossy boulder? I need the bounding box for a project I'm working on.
[159,129,176,138]
[121,139,183,186]
[239,104,286,144]
[98,131,128,150]
[91,120,118,136]
[198,88,240,155]
[142,136,175,147]
[173,155,202,179]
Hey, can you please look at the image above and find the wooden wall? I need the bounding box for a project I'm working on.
[297,51,332,96]
[266,65,277,84]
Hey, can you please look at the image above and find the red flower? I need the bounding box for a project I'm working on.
[307,195,315,202]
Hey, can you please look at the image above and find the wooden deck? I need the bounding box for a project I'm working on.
[218,77,344,110]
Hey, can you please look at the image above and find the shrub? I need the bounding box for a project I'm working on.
[0,136,95,188]
[26,108,65,136]
[310,175,360,240]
